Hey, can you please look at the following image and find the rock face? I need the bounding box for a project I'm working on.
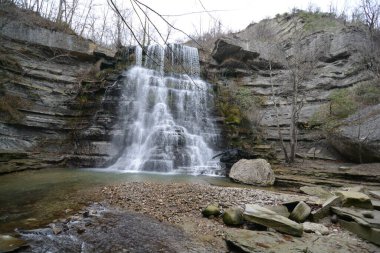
[205,11,374,160]
[0,8,129,173]
[328,104,380,163]
[243,204,303,236]
[229,159,275,186]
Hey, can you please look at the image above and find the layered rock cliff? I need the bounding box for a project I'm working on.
[0,7,130,173]
[204,11,377,161]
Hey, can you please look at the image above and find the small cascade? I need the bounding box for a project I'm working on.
[109,44,221,175]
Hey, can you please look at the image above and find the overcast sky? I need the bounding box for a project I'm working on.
[127,0,360,41]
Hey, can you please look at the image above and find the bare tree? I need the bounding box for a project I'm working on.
[256,19,322,163]
[360,0,380,36]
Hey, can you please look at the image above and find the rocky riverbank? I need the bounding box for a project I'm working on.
[2,181,379,252]
[98,182,379,252]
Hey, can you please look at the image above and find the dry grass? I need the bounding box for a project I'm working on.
[0,3,76,35]
[0,94,30,123]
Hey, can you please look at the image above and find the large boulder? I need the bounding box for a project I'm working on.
[328,104,380,163]
[229,159,275,186]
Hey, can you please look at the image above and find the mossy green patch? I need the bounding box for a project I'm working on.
[298,11,342,32]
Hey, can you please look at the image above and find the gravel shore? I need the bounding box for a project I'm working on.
[99,182,379,252]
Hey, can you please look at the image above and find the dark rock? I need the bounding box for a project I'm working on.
[212,38,260,63]
[229,159,275,186]
[331,214,338,223]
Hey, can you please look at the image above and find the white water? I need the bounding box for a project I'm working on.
[109,44,221,175]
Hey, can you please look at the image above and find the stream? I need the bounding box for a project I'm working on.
[0,168,254,234]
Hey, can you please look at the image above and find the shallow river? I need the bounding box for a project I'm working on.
[0,168,260,234]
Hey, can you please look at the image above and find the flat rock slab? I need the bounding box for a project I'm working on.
[331,207,380,229]
[311,196,342,222]
[303,222,329,235]
[372,200,380,211]
[243,204,303,237]
[264,205,290,218]
[339,219,380,246]
[225,228,378,253]
[300,186,333,199]
[336,191,373,209]
[369,191,380,200]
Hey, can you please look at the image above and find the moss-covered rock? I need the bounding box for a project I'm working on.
[223,207,243,226]
[202,205,220,217]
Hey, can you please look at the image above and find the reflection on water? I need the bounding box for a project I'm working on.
[0,169,280,233]
[0,168,245,233]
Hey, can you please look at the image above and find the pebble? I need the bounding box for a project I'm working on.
[99,182,303,239]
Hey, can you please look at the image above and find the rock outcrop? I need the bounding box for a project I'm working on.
[0,7,132,173]
[328,104,380,163]
[205,11,375,160]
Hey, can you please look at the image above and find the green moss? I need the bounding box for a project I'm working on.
[298,11,341,32]
[309,80,380,131]
[225,106,242,124]
[329,88,357,119]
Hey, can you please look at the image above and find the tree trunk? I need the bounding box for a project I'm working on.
[56,0,64,22]
[289,77,298,163]
[270,61,290,163]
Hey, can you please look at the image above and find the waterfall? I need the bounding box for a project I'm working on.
[109,44,221,175]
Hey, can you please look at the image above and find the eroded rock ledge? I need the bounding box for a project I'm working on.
[0,9,131,173]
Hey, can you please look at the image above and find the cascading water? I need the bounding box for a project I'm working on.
[109,44,221,175]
